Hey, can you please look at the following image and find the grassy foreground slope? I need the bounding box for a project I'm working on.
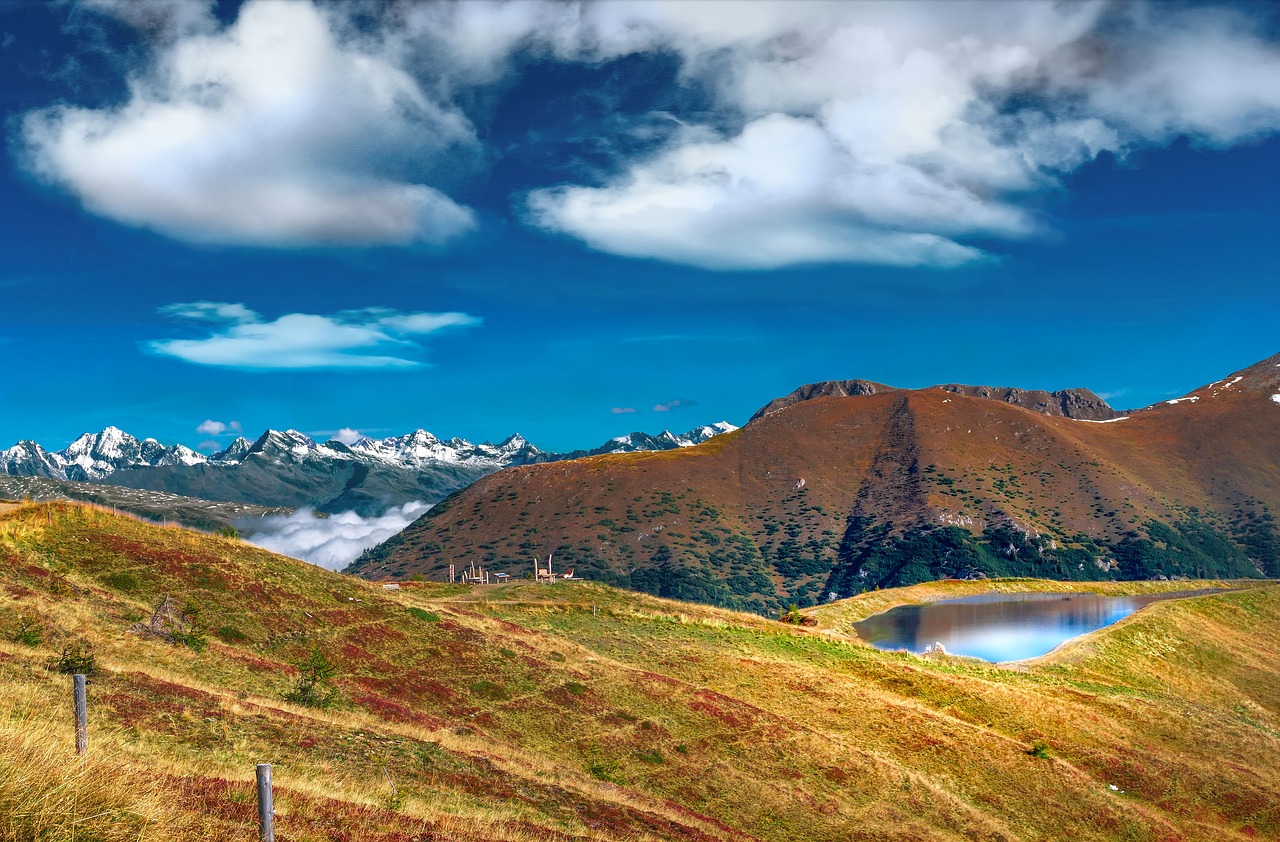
[1,502,1278,841]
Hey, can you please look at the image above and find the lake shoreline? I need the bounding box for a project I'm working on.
[851,588,1234,664]
[807,576,1274,630]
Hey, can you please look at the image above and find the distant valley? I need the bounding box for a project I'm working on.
[0,475,289,532]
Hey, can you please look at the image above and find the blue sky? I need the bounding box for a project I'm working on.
[1,0,1277,454]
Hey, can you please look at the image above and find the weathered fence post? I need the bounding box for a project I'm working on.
[73,674,87,755]
[256,763,274,841]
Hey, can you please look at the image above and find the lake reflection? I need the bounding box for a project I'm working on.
[852,591,1197,662]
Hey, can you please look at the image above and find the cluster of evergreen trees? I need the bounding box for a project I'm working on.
[823,513,1274,598]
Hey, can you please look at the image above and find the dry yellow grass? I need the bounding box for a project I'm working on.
[0,680,182,842]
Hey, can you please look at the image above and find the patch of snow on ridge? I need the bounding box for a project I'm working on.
[1221,376,1244,389]
[1167,396,1200,405]
[1078,416,1130,423]
[1271,394,1280,405]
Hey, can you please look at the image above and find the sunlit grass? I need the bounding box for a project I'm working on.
[0,500,1277,841]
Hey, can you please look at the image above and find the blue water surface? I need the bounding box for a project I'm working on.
[852,591,1204,662]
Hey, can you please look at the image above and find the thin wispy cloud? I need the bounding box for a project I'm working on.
[611,407,637,414]
[146,302,481,371]
[78,0,217,39]
[653,398,696,413]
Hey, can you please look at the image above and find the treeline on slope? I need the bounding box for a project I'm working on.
[356,490,1278,615]
[824,512,1278,599]
[607,511,1277,613]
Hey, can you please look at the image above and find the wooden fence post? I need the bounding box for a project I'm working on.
[256,763,274,841]
[73,674,87,756]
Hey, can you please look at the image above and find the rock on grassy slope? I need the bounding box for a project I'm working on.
[352,353,1280,612]
[1,501,1279,841]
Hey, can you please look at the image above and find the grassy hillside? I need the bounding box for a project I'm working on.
[2,501,1279,840]
[353,354,1280,610]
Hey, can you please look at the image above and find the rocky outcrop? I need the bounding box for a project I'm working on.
[749,380,893,421]
[935,385,1123,421]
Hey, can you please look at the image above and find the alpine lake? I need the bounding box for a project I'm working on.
[852,589,1213,663]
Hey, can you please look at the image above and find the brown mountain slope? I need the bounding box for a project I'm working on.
[352,354,1280,611]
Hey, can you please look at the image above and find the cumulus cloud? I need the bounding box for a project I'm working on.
[21,0,476,247]
[653,398,695,412]
[332,427,363,445]
[19,0,1280,269]
[240,502,431,571]
[522,0,1280,269]
[147,302,481,370]
[196,418,242,436]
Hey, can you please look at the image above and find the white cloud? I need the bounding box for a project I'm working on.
[79,0,218,39]
[20,0,1280,269]
[611,407,637,414]
[196,439,222,452]
[196,419,244,436]
[240,502,431,571]
[147,302,481,370]
[528,114,1003,270]
[653,398,694,412]
[21,0,476,248]
[524,0,1280,269]
[332,427,363,445]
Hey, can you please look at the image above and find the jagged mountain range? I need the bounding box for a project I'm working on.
[0,422,738,516]
[352,353,1280,613]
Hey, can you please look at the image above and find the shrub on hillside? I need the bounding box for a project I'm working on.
[406,607,440,623]
[778,605,818,626]
[5,613,43,647]
[284,648,341,709]
[50,640,99,677]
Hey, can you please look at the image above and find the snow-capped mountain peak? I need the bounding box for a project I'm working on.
[675,421,738,446]
[211,437,252,463]
[0,420,739,483]
[0,426,217,481]
[586,422,738,456]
